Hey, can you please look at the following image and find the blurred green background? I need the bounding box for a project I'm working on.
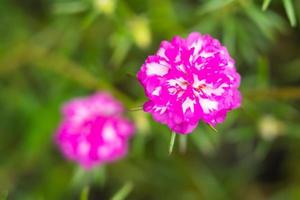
[0,0,300,199]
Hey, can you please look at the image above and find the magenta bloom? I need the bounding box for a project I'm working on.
[137,32,241,134]
[55,92,135,169]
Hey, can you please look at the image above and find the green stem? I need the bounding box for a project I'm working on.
[80,186,89,200]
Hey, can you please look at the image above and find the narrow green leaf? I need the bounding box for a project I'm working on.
[52,2,88,14]
[262,0,272,11]
[283,0,297,27]
[208,124,218,133]
[81,11,100,30]
[197,0,235,16]
[169,131,177,155]
[244,3,276,41]
[111,182,133,200]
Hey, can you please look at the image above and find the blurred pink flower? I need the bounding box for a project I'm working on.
[55,92,135,169]
[137,32,241,134]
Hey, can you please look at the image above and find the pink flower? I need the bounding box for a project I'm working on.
[55,92,135,169]
[137,32,241,134]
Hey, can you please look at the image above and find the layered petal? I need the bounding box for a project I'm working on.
[55,92,135,169]
[137,32,241,134]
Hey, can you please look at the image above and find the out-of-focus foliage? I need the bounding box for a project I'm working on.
[0,0,300,199]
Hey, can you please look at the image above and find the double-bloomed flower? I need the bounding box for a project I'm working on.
[55,92,135,169]
[137,32,241,134]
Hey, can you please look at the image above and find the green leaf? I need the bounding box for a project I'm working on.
[207,124,218,133]
[222,16,236,56]
[244,3,276,41]
[111,182,133,200]
[283,0,297,27]
[197,0,235,16]
[262,0,272,11]
[52,1,88,15]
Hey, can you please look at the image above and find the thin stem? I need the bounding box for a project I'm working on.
[243,87,300,100]
[80,186,89,200]
[0,41,135,108]
[169,131,177,155]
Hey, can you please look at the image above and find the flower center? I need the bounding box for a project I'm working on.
[167,76,208,99]
[195,84,206,92]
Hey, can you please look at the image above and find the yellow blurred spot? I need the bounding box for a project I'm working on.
[133,111,150,135]
[258,115,285,141]
[94,0,116,16]
[129,16,151,49]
